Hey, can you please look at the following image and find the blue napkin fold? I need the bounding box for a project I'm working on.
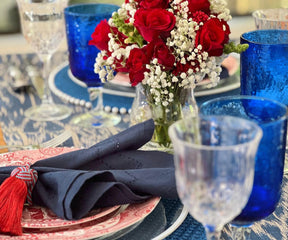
[0,119,177,220]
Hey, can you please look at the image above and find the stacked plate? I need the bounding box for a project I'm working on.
[0,148,160,240]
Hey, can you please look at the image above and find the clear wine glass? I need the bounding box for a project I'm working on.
[64,3,121,128]
[200,96,288,240]
[168,115,263,240]
[16,0,72,121]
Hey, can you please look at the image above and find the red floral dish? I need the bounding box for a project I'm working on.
[0,148,160,240]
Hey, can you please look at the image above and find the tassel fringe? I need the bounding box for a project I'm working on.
[0,163,38,236]
[0,177,27,236]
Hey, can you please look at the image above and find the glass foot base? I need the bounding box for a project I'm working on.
[24,104,72,121]
[229,225,252,240]
[284,150,288,174]
[69,111,121,128]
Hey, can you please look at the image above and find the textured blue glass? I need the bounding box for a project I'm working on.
[240,29,288,105]
[64,4,119,87]
[200,96,287,225]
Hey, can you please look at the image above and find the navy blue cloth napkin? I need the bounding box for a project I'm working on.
[0,119,177,220]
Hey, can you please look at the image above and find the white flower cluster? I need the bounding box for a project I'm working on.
[209,0,232,21]
[94,0,231,107]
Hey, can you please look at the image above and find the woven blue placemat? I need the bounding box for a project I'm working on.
[49,63,240,115]
[49,63,135,114]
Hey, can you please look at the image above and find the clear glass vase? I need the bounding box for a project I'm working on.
[130,83,152,126]
[130,83,198,150]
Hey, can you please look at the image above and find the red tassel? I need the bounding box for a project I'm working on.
[0,176,27,236]
[0,164,38,236]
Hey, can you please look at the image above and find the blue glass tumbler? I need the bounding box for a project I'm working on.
[64,3,120,87]
[241,29,288,174]
[200,96,287,225]
[240,29,288,105]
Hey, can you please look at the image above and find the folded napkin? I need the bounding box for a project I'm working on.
[0,119,177,235]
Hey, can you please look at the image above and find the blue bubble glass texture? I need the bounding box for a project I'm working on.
[64,4,120,87]
[240,29,288,105]
[200,96,288,225]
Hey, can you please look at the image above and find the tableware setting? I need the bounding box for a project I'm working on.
[2,0,288,239]
[0,119,177,239]
[168,114,263,240]
[65,3,122,128]
[16,0,72,121]
[200,96,288,239]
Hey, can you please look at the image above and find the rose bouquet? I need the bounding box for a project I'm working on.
[89,0,247,147]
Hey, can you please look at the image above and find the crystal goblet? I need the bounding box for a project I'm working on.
[16,0,72,121]
[168,115,262,240]
[64,3,121,128]
[200,96,288,239]
[253,8,288,30]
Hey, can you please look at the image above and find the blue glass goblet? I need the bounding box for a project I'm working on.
[240,29,288,173]
[64,3,121,128]
[200,96,288,239]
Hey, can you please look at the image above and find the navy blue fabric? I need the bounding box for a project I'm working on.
[0,119,177,220]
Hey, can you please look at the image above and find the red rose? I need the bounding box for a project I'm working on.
[187,0,210,16]
[134,8,176,42]
[173,61,194,76]
[89,19,111,51]
[192,11,209,24]
[195,18,230,56]
[140,0,169,9]
[126,47,150,86]
[89,19,128,52]
[114,57,130,73]
[149,39,175,70]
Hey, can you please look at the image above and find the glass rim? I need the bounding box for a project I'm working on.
[168,115,263,151]
[199,95,288,126]
[252,8,288,22]
[240,29,288,45]
[64,3,119,16]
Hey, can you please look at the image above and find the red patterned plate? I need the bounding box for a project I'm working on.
[0,147,120,229]
[0,148,161,239]
[22,205,120,229]
[0,197,160,240]
[0,147,77,167]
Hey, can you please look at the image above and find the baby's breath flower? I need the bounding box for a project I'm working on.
[93,0,237,111]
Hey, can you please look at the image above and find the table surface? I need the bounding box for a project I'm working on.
[0,52,287,240]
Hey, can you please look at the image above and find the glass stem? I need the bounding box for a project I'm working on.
[205,227,221,240]
[89,87,104,112]
[182,87,201,144]
[40,54,54,105]
[189,87,199,117]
